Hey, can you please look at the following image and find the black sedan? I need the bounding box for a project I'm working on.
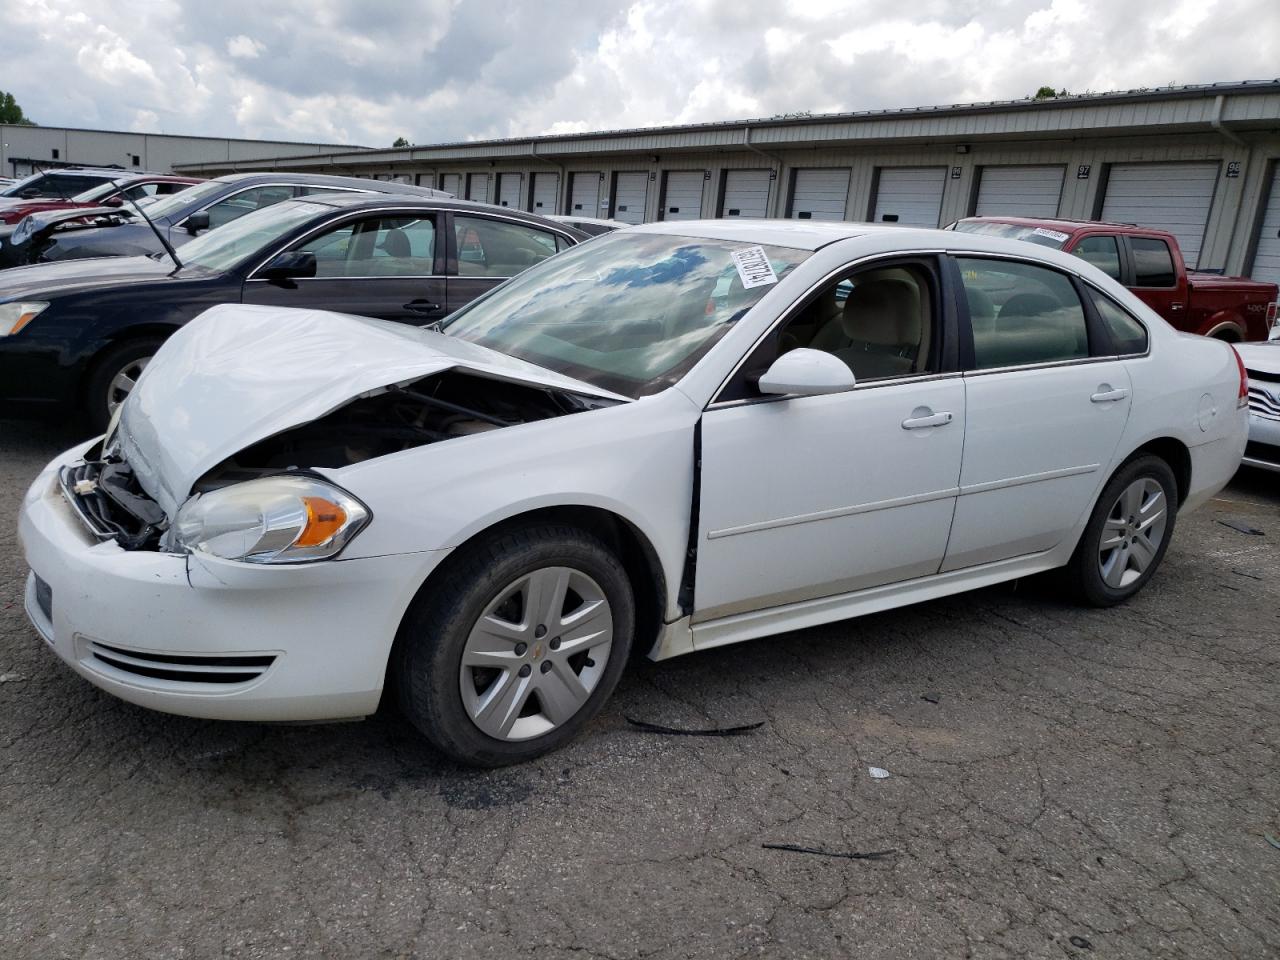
[0,195,585,428]
[14,172,453,266]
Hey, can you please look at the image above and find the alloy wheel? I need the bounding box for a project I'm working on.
[106,356,151,416]
[459,565,614,741]
[1098,476,1168,589]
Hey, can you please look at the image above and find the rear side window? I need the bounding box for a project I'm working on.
[957,257,1089,369]
[1087,288,1149,355]
[1072,235,1121,280]
[454,215,559,277]
[1130,238,1176,287]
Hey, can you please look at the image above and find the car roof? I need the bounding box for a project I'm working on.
[214,171,450,197]
[626,218,901,250]
[958,215,1169,234]
[287,193,590,236]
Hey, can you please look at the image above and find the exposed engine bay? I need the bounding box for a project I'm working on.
[63,371,609,551]
[194,371,609,491]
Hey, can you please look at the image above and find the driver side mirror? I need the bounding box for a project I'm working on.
[184,211,210,235]
[102,196,125,208]
[258,251,317,283]
[757,348,856,397]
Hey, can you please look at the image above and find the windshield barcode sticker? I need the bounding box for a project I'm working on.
[731,245,778,289]
[1032,227,1070,243]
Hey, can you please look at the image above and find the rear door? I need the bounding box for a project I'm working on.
[242,210,446,324]
[445,212,568,312]
[1122,235,1190,326]
[942,255,1132,571]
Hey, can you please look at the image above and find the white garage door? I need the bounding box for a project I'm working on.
[1251,166,1280,286]
[495,173,522,208]
[612,172,648,224]
[975,165,1065,217]
[873,167,947,227]
[530,172,559,213]
[439,173,462,197]
[721,169,771,218]
[466,173,489,202]
[789,169,850,221]
[1101,162,1220,267]
[568,172,602,215]
[662,171,704,220]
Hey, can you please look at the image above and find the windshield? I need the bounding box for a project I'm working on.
[179,199,328,273]
[444,232,810,397]
[952,220,1070,248]
[142,179,227,220]
[0,173,43,198]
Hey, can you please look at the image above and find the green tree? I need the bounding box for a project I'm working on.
[0,90,36,125]
[1032,86,1068,100]
[392,136,410,147]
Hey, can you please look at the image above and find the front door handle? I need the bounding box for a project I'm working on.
[901,410,954,430]
[1091,386,1130,403]
[404,299,442,313]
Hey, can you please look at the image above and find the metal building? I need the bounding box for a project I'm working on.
[0,125,366,179]
[173,81,1280,282]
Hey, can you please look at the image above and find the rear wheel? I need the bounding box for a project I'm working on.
[1061,455,1178,606]
[396,523,634,766]
[84,338,163,432]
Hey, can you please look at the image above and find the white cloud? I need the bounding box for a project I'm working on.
[0,0,1274,148]
[226,34,264,59]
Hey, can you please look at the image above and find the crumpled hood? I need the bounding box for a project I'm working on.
[117,303,627,518]
[1235,340,1280,376]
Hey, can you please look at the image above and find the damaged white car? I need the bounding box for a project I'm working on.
[20,221,1248,766]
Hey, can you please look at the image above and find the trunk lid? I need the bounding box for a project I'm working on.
[116,304,628,518]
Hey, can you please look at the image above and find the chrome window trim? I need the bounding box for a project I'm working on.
[707,249,948,407]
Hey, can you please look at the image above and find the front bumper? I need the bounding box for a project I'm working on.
[19,446,448,722]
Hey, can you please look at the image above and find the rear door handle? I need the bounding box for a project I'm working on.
[1091,386,1130,403]
[901,411,954,430]
[404,299,442,313]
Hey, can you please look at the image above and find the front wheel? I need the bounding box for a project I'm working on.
[84,338,163,432]
[396,523,634,766]
[1060,455,1178,607]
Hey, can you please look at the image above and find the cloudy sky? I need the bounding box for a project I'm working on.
[3,0,1277,148]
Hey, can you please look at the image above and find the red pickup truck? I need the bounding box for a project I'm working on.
[952,216,1278,342]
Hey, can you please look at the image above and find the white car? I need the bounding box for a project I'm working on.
[19,220,1248,766]
[1235,335,1280,472]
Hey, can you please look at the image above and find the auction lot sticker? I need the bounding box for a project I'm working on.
[731,245,778,289]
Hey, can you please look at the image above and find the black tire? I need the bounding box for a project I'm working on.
[83,338,164,432]
[395,523,635,767]
[1060,454,1179,607]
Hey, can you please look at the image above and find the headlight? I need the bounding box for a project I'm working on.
[10,216,36,246]
[0,301,48,336]
[173,475,370,564]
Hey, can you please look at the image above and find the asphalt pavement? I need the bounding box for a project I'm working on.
[2,415,1277,959]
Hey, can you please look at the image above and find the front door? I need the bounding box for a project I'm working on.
[693,257,965,621]
[942,255,1133,571]
[243,212,446,324]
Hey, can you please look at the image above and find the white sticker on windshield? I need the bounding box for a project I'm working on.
[731,245,778,289]
[1032,227,1070,243]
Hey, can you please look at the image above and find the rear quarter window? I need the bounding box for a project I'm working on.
[1087,288,1149,355]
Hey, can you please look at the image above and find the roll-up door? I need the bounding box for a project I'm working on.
[1100,161,1219,267]
[872,167,947,227]
[661,171,704,220]
[466,173,490,202]
[720,169,771,218]
[612,172,648,224]
[788,169,850,221]
[568,172,602,216]
[530,172,559,213]
[974,165,1065,217]
[495,173,522,208]
[1249,165,1280,285]
[439,173,462,197]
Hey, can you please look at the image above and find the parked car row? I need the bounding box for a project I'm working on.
[13,198,1251,765]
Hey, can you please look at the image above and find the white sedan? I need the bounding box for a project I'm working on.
[1235,335,1280,472]
[19,220,1248,766]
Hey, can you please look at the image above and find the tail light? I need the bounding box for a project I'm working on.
[1267,301,1278,340]
[1231,345,1248,409]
